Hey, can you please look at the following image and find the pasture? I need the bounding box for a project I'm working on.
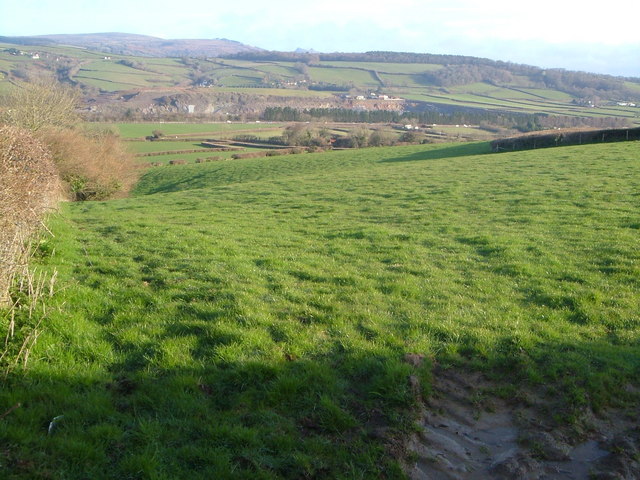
[1,140,638,478]
[114,122,288,165]
[114,122,286,139]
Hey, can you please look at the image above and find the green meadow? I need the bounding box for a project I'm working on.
[114,122,285,139]
[1,141,639,478]
[114,122,288,165]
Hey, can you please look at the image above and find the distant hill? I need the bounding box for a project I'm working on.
[1,33,639,127]
[0,32,262,57]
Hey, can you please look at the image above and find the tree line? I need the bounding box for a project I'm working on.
[262,107,545,131]
[261,106,629,131]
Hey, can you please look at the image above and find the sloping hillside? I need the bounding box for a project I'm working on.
[1,141,638,478]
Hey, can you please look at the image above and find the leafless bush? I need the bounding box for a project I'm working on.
[231,152,268,160]
[1,81,137,201]
[0,80,79,132]
[0,125,60,305]
[40,127,137,200]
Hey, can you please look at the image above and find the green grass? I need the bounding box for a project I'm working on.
[113,122,285,139]
[308,67,381,87]
[1,141,639,478]
[320,62,443,74]
[126,140,213,154]
[211,87,336,98]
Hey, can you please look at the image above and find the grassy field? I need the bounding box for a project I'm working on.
[112,122,289,165]
[112,122,286,139]
[127,140,214,154]
[1,140,639,478]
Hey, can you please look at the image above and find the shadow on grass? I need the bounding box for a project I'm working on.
[1,350,414,479]
[3,288,639,480]
[381,141,491,163]
[133,171,215,196]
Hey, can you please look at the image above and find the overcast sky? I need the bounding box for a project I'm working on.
[2,0,639,76]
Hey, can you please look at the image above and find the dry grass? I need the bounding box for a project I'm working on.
[0,125,60,305]
[1,266,56,376]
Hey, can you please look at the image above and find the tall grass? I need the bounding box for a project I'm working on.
[0,126,59,387]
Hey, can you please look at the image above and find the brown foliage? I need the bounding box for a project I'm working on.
[231,152,268,160]
[0,125,60,304]
[40,128,138,200]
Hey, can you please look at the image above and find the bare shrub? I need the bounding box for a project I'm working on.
[231,152,268,160]
[0,125,60,305]
[1,80,137,201]
[40,128,137,200]
[265,150,286,157]
[0,80,79,132]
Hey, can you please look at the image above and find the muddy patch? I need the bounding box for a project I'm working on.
[404,366,639,479]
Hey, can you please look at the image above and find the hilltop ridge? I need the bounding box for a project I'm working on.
[0,32,262,57]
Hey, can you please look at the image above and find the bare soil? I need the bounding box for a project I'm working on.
[403,366,640,479]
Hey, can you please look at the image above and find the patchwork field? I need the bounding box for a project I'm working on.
[1,140,639,478]
[2,43,639,125]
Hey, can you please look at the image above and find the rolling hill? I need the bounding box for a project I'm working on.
[0,32,261,57]
[1,34,639,127]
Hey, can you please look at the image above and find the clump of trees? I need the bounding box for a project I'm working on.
[267,124,402,149]
[0,80,137,201]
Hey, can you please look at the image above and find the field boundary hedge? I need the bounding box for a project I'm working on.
[0,125,60,305]
[491,126,640,152]
[135,148,220,157]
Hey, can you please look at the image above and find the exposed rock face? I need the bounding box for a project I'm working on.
[87,89,407,120]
